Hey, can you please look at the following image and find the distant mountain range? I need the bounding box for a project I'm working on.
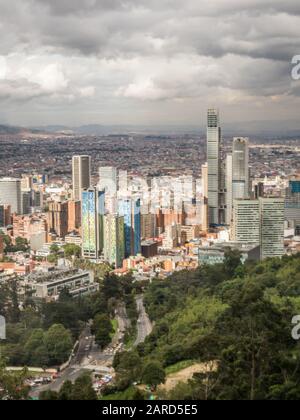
[31,120,300,137]
[1,120,300,138]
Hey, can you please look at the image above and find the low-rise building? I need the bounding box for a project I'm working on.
[26,269,98,301]
[198,242,261,266]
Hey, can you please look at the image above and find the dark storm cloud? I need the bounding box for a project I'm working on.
[0,0,299,125]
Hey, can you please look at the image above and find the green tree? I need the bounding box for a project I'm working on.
[114,351,142,382]
[64,244,81,259]
[39,390,58,400]
[24,329,49,367]
[0,360,29,400]
[58,380,74,400]
[93,314,113,349]
[72,374,97,400]
[44,324,73,365]
[142,361,166,389]
[223,248,242,278]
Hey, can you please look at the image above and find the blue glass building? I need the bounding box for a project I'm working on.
[118,198,141,257]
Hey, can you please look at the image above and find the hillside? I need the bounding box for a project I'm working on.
[109,251,300,400]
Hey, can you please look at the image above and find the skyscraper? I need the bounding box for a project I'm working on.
[232,137,250,201]
[72,156,91,201]
[47,201,69,239]
[103,215,125,268]
[260,197,285,260]
[225,155,233,226]
[232,197,284,260]
[118,198,141,257]
[201,163,209,232]
[285,180,300,231]
[68,200,81,232]
[81,188,105,260]
[207,109,222,226]
[226,137,250,225]
[98,166,118,196]
[0,178,22,214]
[0,204,11,228]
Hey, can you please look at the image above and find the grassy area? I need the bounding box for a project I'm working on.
[110,319,118,339]
[165,360,196,375]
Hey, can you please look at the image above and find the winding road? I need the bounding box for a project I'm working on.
[134,295,153,347]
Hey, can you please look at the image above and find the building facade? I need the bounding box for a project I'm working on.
[0,178,22,214]
[81,188,105,260]
[103,215,125,268]
[72,155,91,201]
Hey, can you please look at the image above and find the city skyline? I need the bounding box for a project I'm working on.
[0,0,300,127]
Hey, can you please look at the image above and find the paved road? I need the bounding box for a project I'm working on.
[134,295,153,346]
[30,326,93,398]
[73,325,94,365]
[30,307,130,398]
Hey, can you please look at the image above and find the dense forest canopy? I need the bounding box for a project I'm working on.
[111,251,300,400]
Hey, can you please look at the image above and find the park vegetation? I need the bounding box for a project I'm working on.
[109,251,300,400]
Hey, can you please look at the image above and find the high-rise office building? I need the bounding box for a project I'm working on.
[48,201,69,239]
[260,197,285,260]
[103,215,125,268]
[201,163,209,231]
[72,156,91,201]
[0,178,22,214]
[232,199,260,244]
[99,167,118,196]
[207,109,222,226]
[232,197,284,260]
[81,188,105,260]
[68,200,81,233]
[226,138,250,226]
[21,190,31,215]
[118,198,141,257]
[141,212,156,240]
[225,155,233,225]
[0,204,11,228]
[232,137,250,201]
[285,180,300,231]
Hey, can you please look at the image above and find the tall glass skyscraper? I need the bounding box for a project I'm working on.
[207,109,222,226]
[103,215,125,268]
[118,198,141,257]
[81,188,105,260]
[285,180,300,233]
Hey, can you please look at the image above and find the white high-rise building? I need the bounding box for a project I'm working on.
[232,197,285,260]
[0,178,22,214]
[207,109,222,226]
[226,138,250,226]
[72,156,91,201]
[232,137,249,201]
[232,199,260,244]
[98,167,118,196]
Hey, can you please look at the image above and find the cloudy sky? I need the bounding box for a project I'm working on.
[0,0,300,127]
